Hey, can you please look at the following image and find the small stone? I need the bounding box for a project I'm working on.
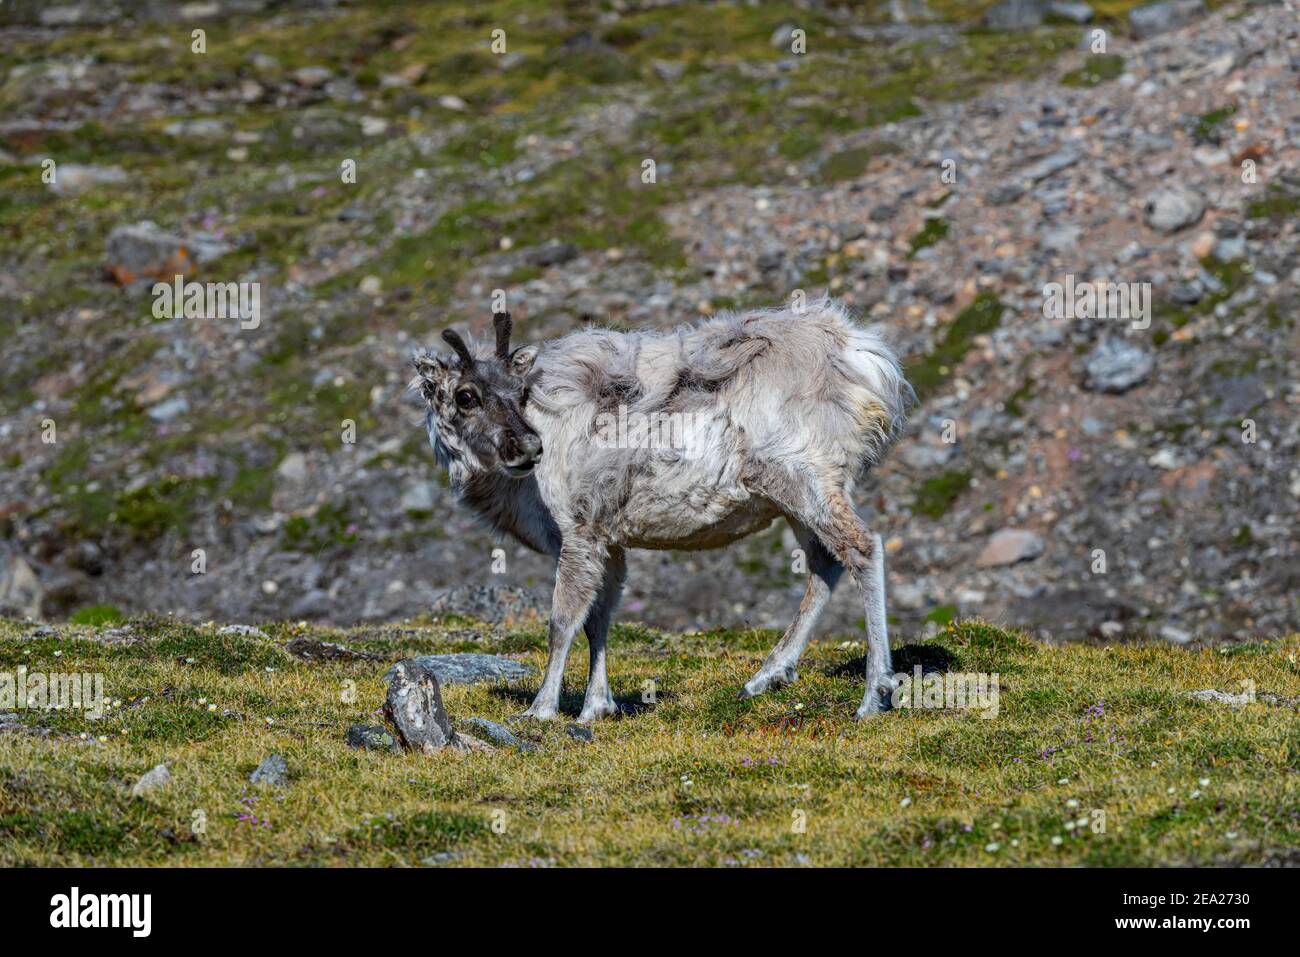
[770,23,797,48]
[249,754,288,786]
[1046,1,1093,23]
[358,275,382,296]
[105,221,196,285]
[0,546,43,620]
[1147,449,1180,470]
[983,0,1045,31]
[460,717,540,753]
[284,637,380,662]
[1161,625,1192,644]
[523,240,578,268]
[565,724,595,743]
[346,724,399,752]
[1144,188,1205,233]
[1084,338,1153,393]
[47,163,128,196]
[383,658,453,753]
[1129,0,1206,39]
[131,764,172,798]
[437,94,468,112]
[276,452,308,484]
[292,66,332,88]
[976,529,1045,567]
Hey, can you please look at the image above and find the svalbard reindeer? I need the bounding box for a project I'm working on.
[412,301,913,721]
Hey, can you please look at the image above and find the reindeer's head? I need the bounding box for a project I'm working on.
[412,312,543,479]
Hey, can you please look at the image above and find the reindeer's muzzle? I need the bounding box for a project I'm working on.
[502,431,543,478]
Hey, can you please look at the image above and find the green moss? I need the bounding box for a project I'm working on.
[914,470,972,519]
[814,142,900,183]
[68,605,127,626]
[907,217,949,258]
[908,293,1006,401]
[1246,183,1300,224]
[1060,54,1124,87]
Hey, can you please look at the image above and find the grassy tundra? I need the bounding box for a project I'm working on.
[2,616,1296,866]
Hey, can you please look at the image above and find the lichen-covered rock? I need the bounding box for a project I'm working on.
[392,653,535,687]
[383,658,453,753]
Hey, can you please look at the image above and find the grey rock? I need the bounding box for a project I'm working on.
[1021,149,1081,184]
[430,584,546,625]
[460,717,539,753]
[250,754,288,786]
[976,529,1045,567]
[47,163,127,196]
[391,653,535,686]
[399,480,435,513]
[1084,337,1154,393]
[985,182,1025,206]
[1129,0,1206,39]
[292,66,332,88]
[899,442,958,470]
[131,763,172,798]
[565,723,595,743]
[651,59,685,82]
[105,221,196,284]
[284,637,379,662]
[1046,1,1094,22]
[984,0,1045,30]
[770,23,797,48]
[523,240,578,268]
[1144,188,1205,232]
[345,724,399,752]
[0,545,42,620]
[218,624,268,639]
[383,658,453,753]
[146,395,189,423]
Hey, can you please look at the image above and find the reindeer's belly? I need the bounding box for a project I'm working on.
[613,485,781,551]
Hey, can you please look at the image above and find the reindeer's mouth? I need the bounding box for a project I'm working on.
[503,461,537,478]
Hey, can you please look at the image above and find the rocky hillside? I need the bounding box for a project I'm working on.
[0,0,1296,643]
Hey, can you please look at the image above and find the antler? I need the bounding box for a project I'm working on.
[441,328,475,367]
[493,311,513,360]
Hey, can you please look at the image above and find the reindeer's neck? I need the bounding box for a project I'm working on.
[455,468,561,558]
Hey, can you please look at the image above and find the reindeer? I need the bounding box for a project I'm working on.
[411,300,913,722]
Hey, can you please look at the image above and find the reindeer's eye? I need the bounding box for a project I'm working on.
[455,388,479,411]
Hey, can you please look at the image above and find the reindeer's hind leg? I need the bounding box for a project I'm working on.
[577,546,626,723]
[810,493,896,718]
[521,537,605,721]
[739,522,842,699]
[751,469,896,718]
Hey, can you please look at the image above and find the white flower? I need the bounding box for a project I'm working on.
[1198,777,1210,787]
[985,842,1000,853]
[1051,836,1064,846]
[1065,821,1076,831]
[1066,799,1080,809]
[1057,777,1069,785]
[900,797,912,807]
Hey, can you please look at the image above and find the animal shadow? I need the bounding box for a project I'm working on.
[824,642,959,680]
[487,684,672,719]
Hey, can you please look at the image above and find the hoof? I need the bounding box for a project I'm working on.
[738,667,798,700]
[511,706,559,723]
[855,686,895,720]
[576,699,618,723]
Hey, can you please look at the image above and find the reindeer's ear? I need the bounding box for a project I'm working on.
[510,344,538,375]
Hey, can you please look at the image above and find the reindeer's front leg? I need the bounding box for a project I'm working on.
[577,546,626,723]
[521,538,605,721]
